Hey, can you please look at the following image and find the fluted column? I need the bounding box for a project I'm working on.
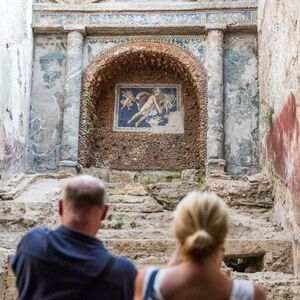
[59,26,85,173]
[206,26,226,173]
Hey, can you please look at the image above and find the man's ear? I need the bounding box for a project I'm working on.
[100,204,109,221]
[58,199,63,216]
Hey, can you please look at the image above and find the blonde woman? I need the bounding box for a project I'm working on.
[134,192,266,300]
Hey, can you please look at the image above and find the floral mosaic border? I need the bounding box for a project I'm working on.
[84,35,206,67]
[33,10,257,29]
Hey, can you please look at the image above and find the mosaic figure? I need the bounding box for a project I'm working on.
[127,88,163,127]
[121,91,135,111]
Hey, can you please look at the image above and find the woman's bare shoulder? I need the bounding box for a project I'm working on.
[254,284,266,300]
[134,268,152,300]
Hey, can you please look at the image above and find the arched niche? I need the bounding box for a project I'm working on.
[79,42,207,171]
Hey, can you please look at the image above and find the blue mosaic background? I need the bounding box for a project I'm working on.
[117,86,178,128]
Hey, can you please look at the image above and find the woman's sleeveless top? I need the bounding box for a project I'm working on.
[143,268,255,300]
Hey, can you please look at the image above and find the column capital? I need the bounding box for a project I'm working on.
[63,25,86,36]
[205,23,227,32]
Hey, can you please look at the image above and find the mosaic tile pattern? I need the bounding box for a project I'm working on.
[83,35,206,67]
[206,11,254,23]
[32,10,257,28]
[114,84,183,133]
[89,12,201,27]
[39,53,65,88]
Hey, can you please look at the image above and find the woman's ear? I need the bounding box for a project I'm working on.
[218,245,225,269]
[58,199,63,216]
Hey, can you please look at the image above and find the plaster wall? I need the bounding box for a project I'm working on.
[0,0,33,181]
[258,0,300,273]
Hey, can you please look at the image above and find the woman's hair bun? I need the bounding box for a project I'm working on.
[182,230,215,258]
[174,192,229,261]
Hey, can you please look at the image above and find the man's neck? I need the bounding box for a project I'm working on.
[61,220,98,238]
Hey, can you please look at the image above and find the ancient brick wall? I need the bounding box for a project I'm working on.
[0,0,33,181]
[258,0,300,273]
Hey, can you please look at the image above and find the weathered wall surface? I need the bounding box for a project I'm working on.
[92,75,202,171]
[0,0,33,181]
[258,0,300,272]
[29,33,259,173]
[224,33,259,175]
[27,35,67,173]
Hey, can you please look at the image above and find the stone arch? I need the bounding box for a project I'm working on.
[79,41,207,170]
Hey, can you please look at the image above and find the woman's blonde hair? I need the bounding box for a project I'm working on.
[174,191,229,261]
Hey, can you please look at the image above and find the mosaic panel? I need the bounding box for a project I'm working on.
[33,13,85,26]
[34,0,99,2]
[89,12,201,27]
[39,53,65,89]
[206,11,252,23]
[113,84,184,134]
[84,36,206,67]
[32,10,257,28]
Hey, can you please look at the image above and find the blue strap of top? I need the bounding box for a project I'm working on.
[143,269,160,300]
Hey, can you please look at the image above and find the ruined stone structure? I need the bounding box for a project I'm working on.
[1,0,300,299]
[28,0,259,176]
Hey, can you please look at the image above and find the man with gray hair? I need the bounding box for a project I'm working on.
[12,175,137,300]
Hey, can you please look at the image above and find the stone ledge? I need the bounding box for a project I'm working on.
[103,238,293,273]
[32,9,257,33]
[33,1,258,12]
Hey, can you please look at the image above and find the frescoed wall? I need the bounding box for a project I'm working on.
[258,0,300,273]
[27,35,67,173]
[224,33,259,175]
[28,32,259,173]
[27,0,259,174]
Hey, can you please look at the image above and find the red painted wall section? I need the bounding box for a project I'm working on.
[267,93,300,223]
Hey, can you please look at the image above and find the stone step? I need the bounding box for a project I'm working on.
[145,174,274,210]
[205,174,274,209]
[0,172,297,299]
[2,173,274,211]
[102,238,293,274]
[0,230,292,274]
[0,200,285,242]
[0,174,71,201]
[234,272,300,300]
[0,200,168,232]
[1,251,298,300]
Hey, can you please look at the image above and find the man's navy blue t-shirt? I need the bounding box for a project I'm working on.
[12,226,137,300]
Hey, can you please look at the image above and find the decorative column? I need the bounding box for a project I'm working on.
[206,24,226,173]
[59,26,85,173]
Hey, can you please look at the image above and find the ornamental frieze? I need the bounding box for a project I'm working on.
[35,0,100,3]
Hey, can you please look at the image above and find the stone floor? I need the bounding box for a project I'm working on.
[0,170,300,299]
